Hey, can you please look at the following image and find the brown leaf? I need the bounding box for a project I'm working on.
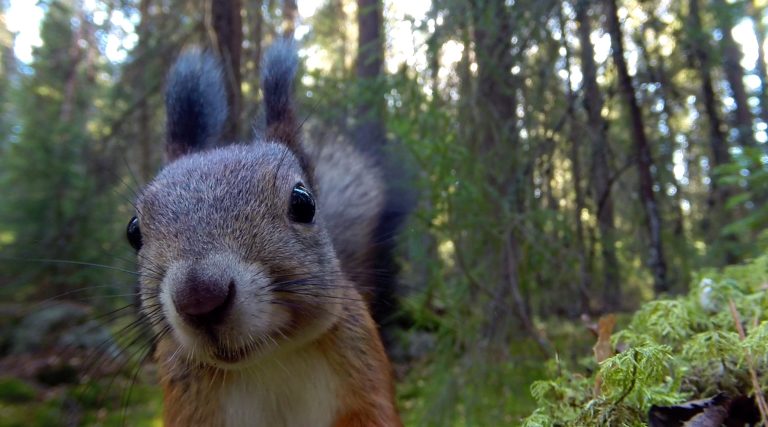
[593,314,616,364]
[648,393,761,427]
[648,394,729,427]
[592,314,616,396]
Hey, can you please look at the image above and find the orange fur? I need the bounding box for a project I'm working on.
[158,339,224,426]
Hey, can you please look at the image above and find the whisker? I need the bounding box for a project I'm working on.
[269,299,360,324]
[111,253,165,279]
[120,153,145,201]
[27,284,138,308]
[0,256,151,278]
[69,317,159,416]
[120,342,155,427]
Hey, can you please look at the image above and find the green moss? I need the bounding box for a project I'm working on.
[0,401,63,427]
[523,255,768,426]
[0,377,36,403]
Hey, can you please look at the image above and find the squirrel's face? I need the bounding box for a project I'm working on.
[132,143,344,368]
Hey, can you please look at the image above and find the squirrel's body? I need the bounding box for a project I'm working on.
[129,42,404,426]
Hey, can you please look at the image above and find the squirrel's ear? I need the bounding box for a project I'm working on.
[261,40,305,160]
[165,49,228,161]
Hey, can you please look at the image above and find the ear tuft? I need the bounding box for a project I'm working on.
[165,49,228,160]
[261,39,300,151]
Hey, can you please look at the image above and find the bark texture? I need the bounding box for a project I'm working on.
[576,0,621,309]
[605,0,669,294]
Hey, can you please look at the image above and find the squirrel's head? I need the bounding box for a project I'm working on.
[129,42,343,368]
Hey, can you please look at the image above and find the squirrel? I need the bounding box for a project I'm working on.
[127,40,404,426]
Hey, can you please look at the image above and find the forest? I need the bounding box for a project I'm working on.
[1,0,768,425]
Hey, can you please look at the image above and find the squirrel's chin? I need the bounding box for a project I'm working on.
[188,332,284,369]
[207,344,261,367]
[172,339,272,370]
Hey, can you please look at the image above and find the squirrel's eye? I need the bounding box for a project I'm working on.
[126,216,143,251]
[289,184,315,224]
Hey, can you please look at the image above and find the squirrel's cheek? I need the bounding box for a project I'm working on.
[235,295,291,335]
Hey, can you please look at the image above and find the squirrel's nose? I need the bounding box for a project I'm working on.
[173,275,235,327]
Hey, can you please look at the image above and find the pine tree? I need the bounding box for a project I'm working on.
[1,1,105,297]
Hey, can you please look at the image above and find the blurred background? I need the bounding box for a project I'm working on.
[0,0,767,425]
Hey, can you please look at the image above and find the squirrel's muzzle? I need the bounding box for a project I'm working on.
[157,250,322,365]
[173,272,236,329]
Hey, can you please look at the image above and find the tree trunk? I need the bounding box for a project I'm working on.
[715,0,755,148]
[637,11,692,287]
[137,0,154,182]
[472,0,516,153]
[561,3,593,314]
[282,0,297,39]
[750,1,768,125]
[576,0,621,309]
[210,0,243,142]
[605,0,669,294]
[355,0,386,148]
[241,0,263,126]
[689,0,738,263]
[467,0,549,351]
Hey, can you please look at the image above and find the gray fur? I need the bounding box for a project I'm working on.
[165,49,228,159]
[261,39,299,130]
[135,41,406,373]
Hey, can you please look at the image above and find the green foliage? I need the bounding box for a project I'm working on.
[0,0,129,301]
[0,377,161,427]
[0,378,63,427]
[720,146,768,250]
[523,255,768,426]
[399,338,550,426]
[0,402,61,427]
[0,377,35,403]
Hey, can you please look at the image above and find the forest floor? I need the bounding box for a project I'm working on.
[1,256,755,426]
[0,313,601,427]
